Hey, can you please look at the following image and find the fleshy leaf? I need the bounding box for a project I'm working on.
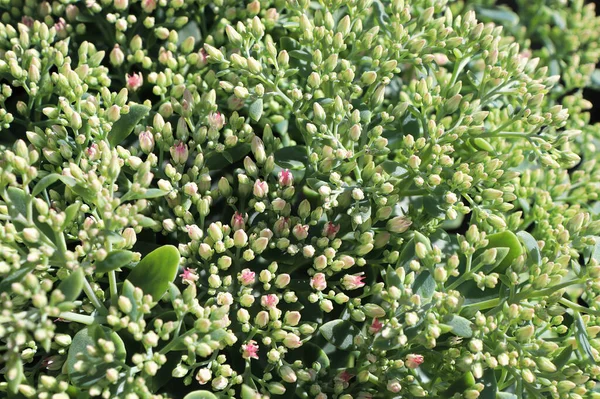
[125,245,180,302]
[319,320,360,350]
[56,268,85,303]
[484,231,523,272]
[95,250,134,273]
[517,231,541,266]
[249,98,263,121]
[107,104,150,147]
[445,315,474,338]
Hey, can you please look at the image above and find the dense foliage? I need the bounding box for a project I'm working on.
[1,0,600,398]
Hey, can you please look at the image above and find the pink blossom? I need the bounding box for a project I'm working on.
[292,224,309,240]
[231,212,246,231]
[208,112,225,130]
[54,18,66,33]
[335,370,354,388]
[239,269,255,286]
[342,274,366,290]
[310,273,327,291]
[261,294,279,309]
[141,0,157,13]
[253,179,268,198]
[126,72,143,92]
[21,16,34,28]
[198,49,208,67]
[405,354,424,369]
[278,169,294,186]
[274,217,290,236]
[170,141,188,164]
[370,318,383,334]
[242,340,259,360]
[86,144,99,160]
[179,268,199,285]
[322,222,340,239]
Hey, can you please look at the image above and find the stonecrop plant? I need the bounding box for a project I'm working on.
[1,0,600,398]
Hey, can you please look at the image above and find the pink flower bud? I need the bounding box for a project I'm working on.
[231,212,246,231]
[261,294,279,309]
[292,224,309,240]
[278,169,294,186]
[207,112,225,130]
[186,224,202,240]
[342,273,366,290]
[405,354,424,369]
[239,269,255,286]
[253,179,268,198]
[126,72,143,92]
[170,141,189,164]
[179,267,199,285]
[139,130,154,153]
[322,222,340,239]
[242,340,259,360]
[141,0,157,13]
[369,318,383,334]
[284,311,301,326]
[310,273,327,291]
[283,333,302,348]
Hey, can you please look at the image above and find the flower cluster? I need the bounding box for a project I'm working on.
[0,0,600,398]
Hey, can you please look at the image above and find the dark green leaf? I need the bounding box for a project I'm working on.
[108,104,150,147]
[6,355,23,394]
[122,280,140,321]
[121,188,169,202]
[249,98,263,121]
[319,320,360,350]
[32,174,75,196]
[0,263,36,293]
[125,245,180,302]
[289,50,312,62]
[479,368,497,399]
[517,231,541,265]
[590,69,600,91]
[56,268,85,303]
[183,391,218,399]
[386,265,401,288]
[380,161,408,177]
[373,0,390,25]
[205,143,251,170]
[445,315,474,338]
[553,345,573,369]
[95,250,134,273]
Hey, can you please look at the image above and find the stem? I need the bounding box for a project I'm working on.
[58,312,95,325]
[83,277,107,312]
[559,297,600,317]
[109,271,118,301]
[461,298,500,312]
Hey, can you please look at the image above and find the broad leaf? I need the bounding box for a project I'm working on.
[413,272,435,301]
[484,231,523,273]
[125,245,180,302]
[108,104,150,147]
[56,268,85,302]
[67,325,126,388]
[95,250,134,273]
[445,315,474,338]
[319,320,360,351]
[249,98,263,121]
[517,231,541,266]
[574,312,596,365]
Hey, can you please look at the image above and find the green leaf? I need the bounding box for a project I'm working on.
[67,325,126,388]
[288,50,312,62]
[496,393,518,399]
[121,188,169,202]
[0,263,36,293]
[445,315,474,338]
[32,173,77,196]
[517,231,541,266]
[183,391,218,399]
[590,69,600,91]
[205,143,251,170]
[553,345,573,369]
[107,104,150,147]
[574,311,596,365]
[474,6,519,27]
[319,320,360,350]
[249,98,263,121]
[273,146,308,182]
[95,250,134,273]
[125,245,180,302]
[479,367,497,399]
[484,231,523,273]
[64,202,81,227]
[56,268,85,303]
[413,272,435,301]
[380,160,408,177]
[7,187,28,218]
